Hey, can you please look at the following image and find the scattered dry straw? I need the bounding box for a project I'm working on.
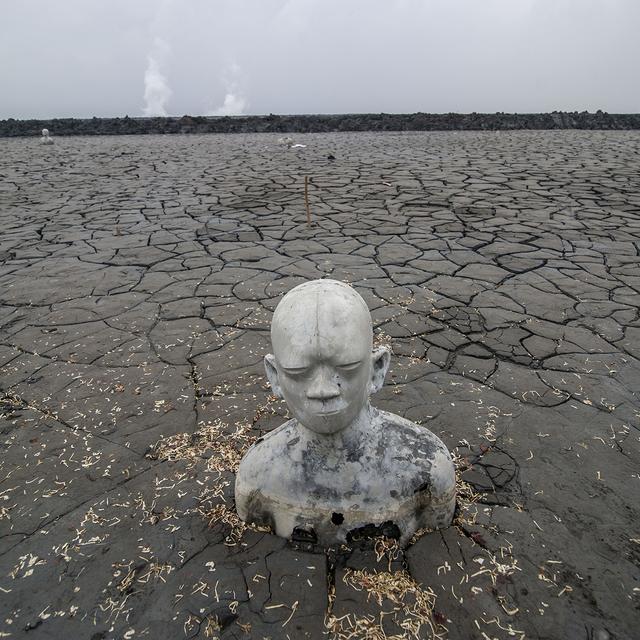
[149,419,256,473]
[326,569,443,640]
[149,420,270,544]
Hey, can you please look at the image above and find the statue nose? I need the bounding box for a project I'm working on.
[306,368,340,400]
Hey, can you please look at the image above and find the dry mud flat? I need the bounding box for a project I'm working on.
[0,131,639,639]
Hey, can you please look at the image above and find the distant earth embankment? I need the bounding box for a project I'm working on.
[2,111,640,137]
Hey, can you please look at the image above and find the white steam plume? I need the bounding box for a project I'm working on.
[208,62,247,116]
[211,92,247,116]
[142,37,171,116]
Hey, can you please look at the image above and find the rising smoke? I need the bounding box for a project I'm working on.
[142,37,172,116]
[208,62,247,116]
[210,92,247,116]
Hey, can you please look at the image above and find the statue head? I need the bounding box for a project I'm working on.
[265,279,390,435]
[42,129,49,137]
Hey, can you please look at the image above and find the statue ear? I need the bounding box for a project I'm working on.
[264,354,283,398]
[369,346,391,394]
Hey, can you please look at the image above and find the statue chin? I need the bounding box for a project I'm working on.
[297,414,350,435]
[291,403,361,435]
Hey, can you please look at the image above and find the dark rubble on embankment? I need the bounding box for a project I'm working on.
[2,110,640,138]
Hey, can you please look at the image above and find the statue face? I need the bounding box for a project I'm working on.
[265,280,390,435]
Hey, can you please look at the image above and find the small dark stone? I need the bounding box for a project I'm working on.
[291,526,318,544]
[347,521,401,542]
[413,480,431,493]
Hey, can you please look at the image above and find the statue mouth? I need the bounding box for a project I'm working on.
[310,402,345,417]
[318,408,340,416]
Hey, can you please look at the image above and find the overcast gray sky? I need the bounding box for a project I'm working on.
[1,0,638,119]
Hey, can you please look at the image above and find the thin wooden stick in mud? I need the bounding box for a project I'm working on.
[304,175,311,227]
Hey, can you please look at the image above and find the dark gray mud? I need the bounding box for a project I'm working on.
[1,131,638,639]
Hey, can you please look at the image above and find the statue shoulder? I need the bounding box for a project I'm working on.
[238,419,298,470]
[235,419,300,516]
[376,410,451,456]
[377,410,436,437]
[374,410,455,499]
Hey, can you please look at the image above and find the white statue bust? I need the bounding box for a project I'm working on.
[40,128,53,144]
[235,279,456,546]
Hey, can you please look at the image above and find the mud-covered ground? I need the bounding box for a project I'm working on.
[1,131,639,639]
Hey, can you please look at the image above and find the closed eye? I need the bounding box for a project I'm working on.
[283,366,309,377]
[337,361,361,371]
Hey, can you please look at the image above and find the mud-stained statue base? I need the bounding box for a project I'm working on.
[235,279,456,546]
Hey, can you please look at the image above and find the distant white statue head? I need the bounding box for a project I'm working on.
[265,280,390,435]
[40,128,53,144]
[235,278,456,546]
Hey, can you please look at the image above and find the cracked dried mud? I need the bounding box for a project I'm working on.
[1,131,639,639]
